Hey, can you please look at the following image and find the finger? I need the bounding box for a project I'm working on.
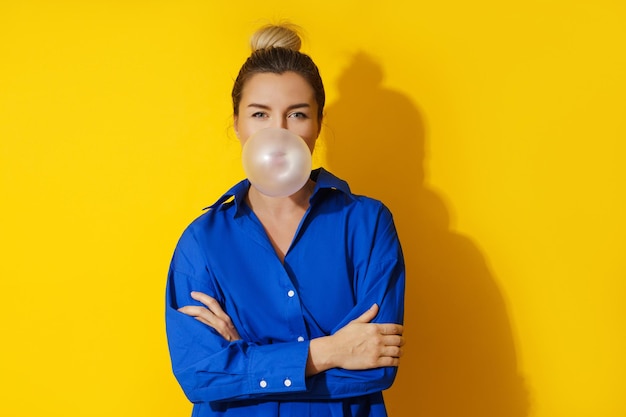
[382,334,405,347]
[179,305,220,325]
[190,291,218,308]
[377,356,400,367]
[190,291,233,321]
[204,298,232,322]
[178,305,209,318]
[353,304,379,324]
[381,345,404,358]
[179,304,241,341]
[183,306,230,333]
[193,315,215,328]
[178,306,216,327]
[179,305,220,327]
[188,310,234,337]
[378,323,403,336]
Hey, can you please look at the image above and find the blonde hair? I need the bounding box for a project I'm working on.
[250,23,302,52]
[232,23,325,119]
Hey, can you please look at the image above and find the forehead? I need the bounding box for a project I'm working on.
[241,71,316,104]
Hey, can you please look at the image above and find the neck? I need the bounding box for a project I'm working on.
[246,179,315,216]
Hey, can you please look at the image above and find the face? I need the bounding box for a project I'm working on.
[234,71,321,152]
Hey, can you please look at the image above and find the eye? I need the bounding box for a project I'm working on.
[288,112,308,119]
[251,112,268,118]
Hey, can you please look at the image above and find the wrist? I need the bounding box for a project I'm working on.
[306,335,336,376]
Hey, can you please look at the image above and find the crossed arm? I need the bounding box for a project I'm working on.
[179,291,405,377]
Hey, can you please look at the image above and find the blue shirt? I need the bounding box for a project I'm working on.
[166,168,405,417]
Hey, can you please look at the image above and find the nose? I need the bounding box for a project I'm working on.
[271,117,288,130]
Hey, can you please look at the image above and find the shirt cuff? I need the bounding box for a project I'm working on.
[247,340,309,395]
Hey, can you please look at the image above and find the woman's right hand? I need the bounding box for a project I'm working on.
[178,291,242,342]
[306,304,404,376]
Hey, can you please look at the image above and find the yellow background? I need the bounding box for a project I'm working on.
[1,1,624,416]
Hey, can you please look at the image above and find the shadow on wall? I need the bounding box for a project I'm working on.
[323,52,530,417]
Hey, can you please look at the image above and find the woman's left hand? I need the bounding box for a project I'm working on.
[178,291,242,342]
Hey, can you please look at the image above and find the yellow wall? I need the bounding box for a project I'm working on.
[1,1,624,416]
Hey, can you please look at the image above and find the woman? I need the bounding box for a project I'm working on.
[166,23,406,417]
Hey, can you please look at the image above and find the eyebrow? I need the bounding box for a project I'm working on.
[247,103,311,110]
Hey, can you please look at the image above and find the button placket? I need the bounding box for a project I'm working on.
[281,274,308,349]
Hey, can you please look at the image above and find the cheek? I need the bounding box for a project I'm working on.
[292,118,320,136]
[234,121,256,142]
[304,139,316,154]
[300,130,318,153]
[306,121,321,143]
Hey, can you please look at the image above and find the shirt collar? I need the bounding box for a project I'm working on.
[310,167,353,198]
[204,179,250,212]
[204,167,354,212]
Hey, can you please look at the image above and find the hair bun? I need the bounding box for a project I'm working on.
[250,23,302,52]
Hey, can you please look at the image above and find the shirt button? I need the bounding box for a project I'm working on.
[297,336,305,342]
[259,380,268,388]
[284,378,292,387]
[287,290,295,298]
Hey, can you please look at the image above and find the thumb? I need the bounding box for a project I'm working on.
[353,303,379,324]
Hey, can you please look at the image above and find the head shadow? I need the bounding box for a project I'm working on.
[322,51,530,417]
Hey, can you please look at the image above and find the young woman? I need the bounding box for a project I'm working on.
[166,23,406,417]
